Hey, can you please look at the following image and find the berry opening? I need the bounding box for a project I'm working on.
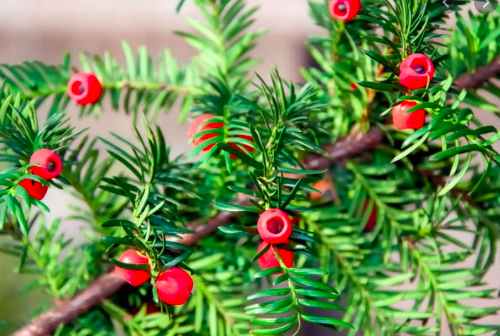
[267,217,284,234]
[412,65,426,74]
[46,160,57,172]
[336,2,347,13]
[71,81,85,96]
[409,58,428,75]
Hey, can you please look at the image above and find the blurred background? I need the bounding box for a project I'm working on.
[0,1,498,335]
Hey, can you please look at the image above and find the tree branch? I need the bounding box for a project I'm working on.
[455,57,500,90]
[305,127,384,170]
[12,273,125,336]
[12,127,384,336]
[174,200,248,246]
[12,203,249,336]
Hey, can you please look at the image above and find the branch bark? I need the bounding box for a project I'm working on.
[12,274,125,336]
[12,127,384,336]
[305,127,384,170]
[455,57,500,90]
[174,200,248,246]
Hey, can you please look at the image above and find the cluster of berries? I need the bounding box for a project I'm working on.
[327,1,434,131]
[114,212,296,305]
[64,56,433,133]
[20,149,63,200]
[393,54,434,130]
[187,114,254,158]
[256,209,294,273]
[115,250,194,306]
[68,66,433,134]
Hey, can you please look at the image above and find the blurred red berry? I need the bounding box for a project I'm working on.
[392,101,426,130]
[19,179,48,201]
[67,72,102,105]
[329,0,361,21]
[228,134,255,159]
[187,114,224,152]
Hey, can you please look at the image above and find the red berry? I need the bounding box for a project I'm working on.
[156,267,193,306]
[392,101,426,130]
[19,179,48,200]
[311,180,333,200]
[30,149,63,180]
[399,54,435,90]
[187,114,212,140]
[145,302,161,315]
[115,250,150,287]
[228,134,255,159]
[350,83,358,90]
[67,72,102,105]
[257,209,292,244]
[187,114,224,152]
[234,134,254,152]
[362,200,377,232]
[329,0,361,21]
[130,301,161,316]
[257,241,294,273]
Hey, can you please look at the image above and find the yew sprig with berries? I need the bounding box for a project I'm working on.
[1,1,500,336]
[19,149,63,200]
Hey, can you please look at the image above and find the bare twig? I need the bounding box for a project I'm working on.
[12,127,384,336]
[305,127,384,170]
[174,199,248,245]
[455,57,500,90]
[12,273,126,336]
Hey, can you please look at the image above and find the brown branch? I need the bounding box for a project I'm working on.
[12,127,384,336]
[305,127,384,170]
[12,202,247,336]
[455,57,500,90]
[12,273,126,336]
[173,199,248,246]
